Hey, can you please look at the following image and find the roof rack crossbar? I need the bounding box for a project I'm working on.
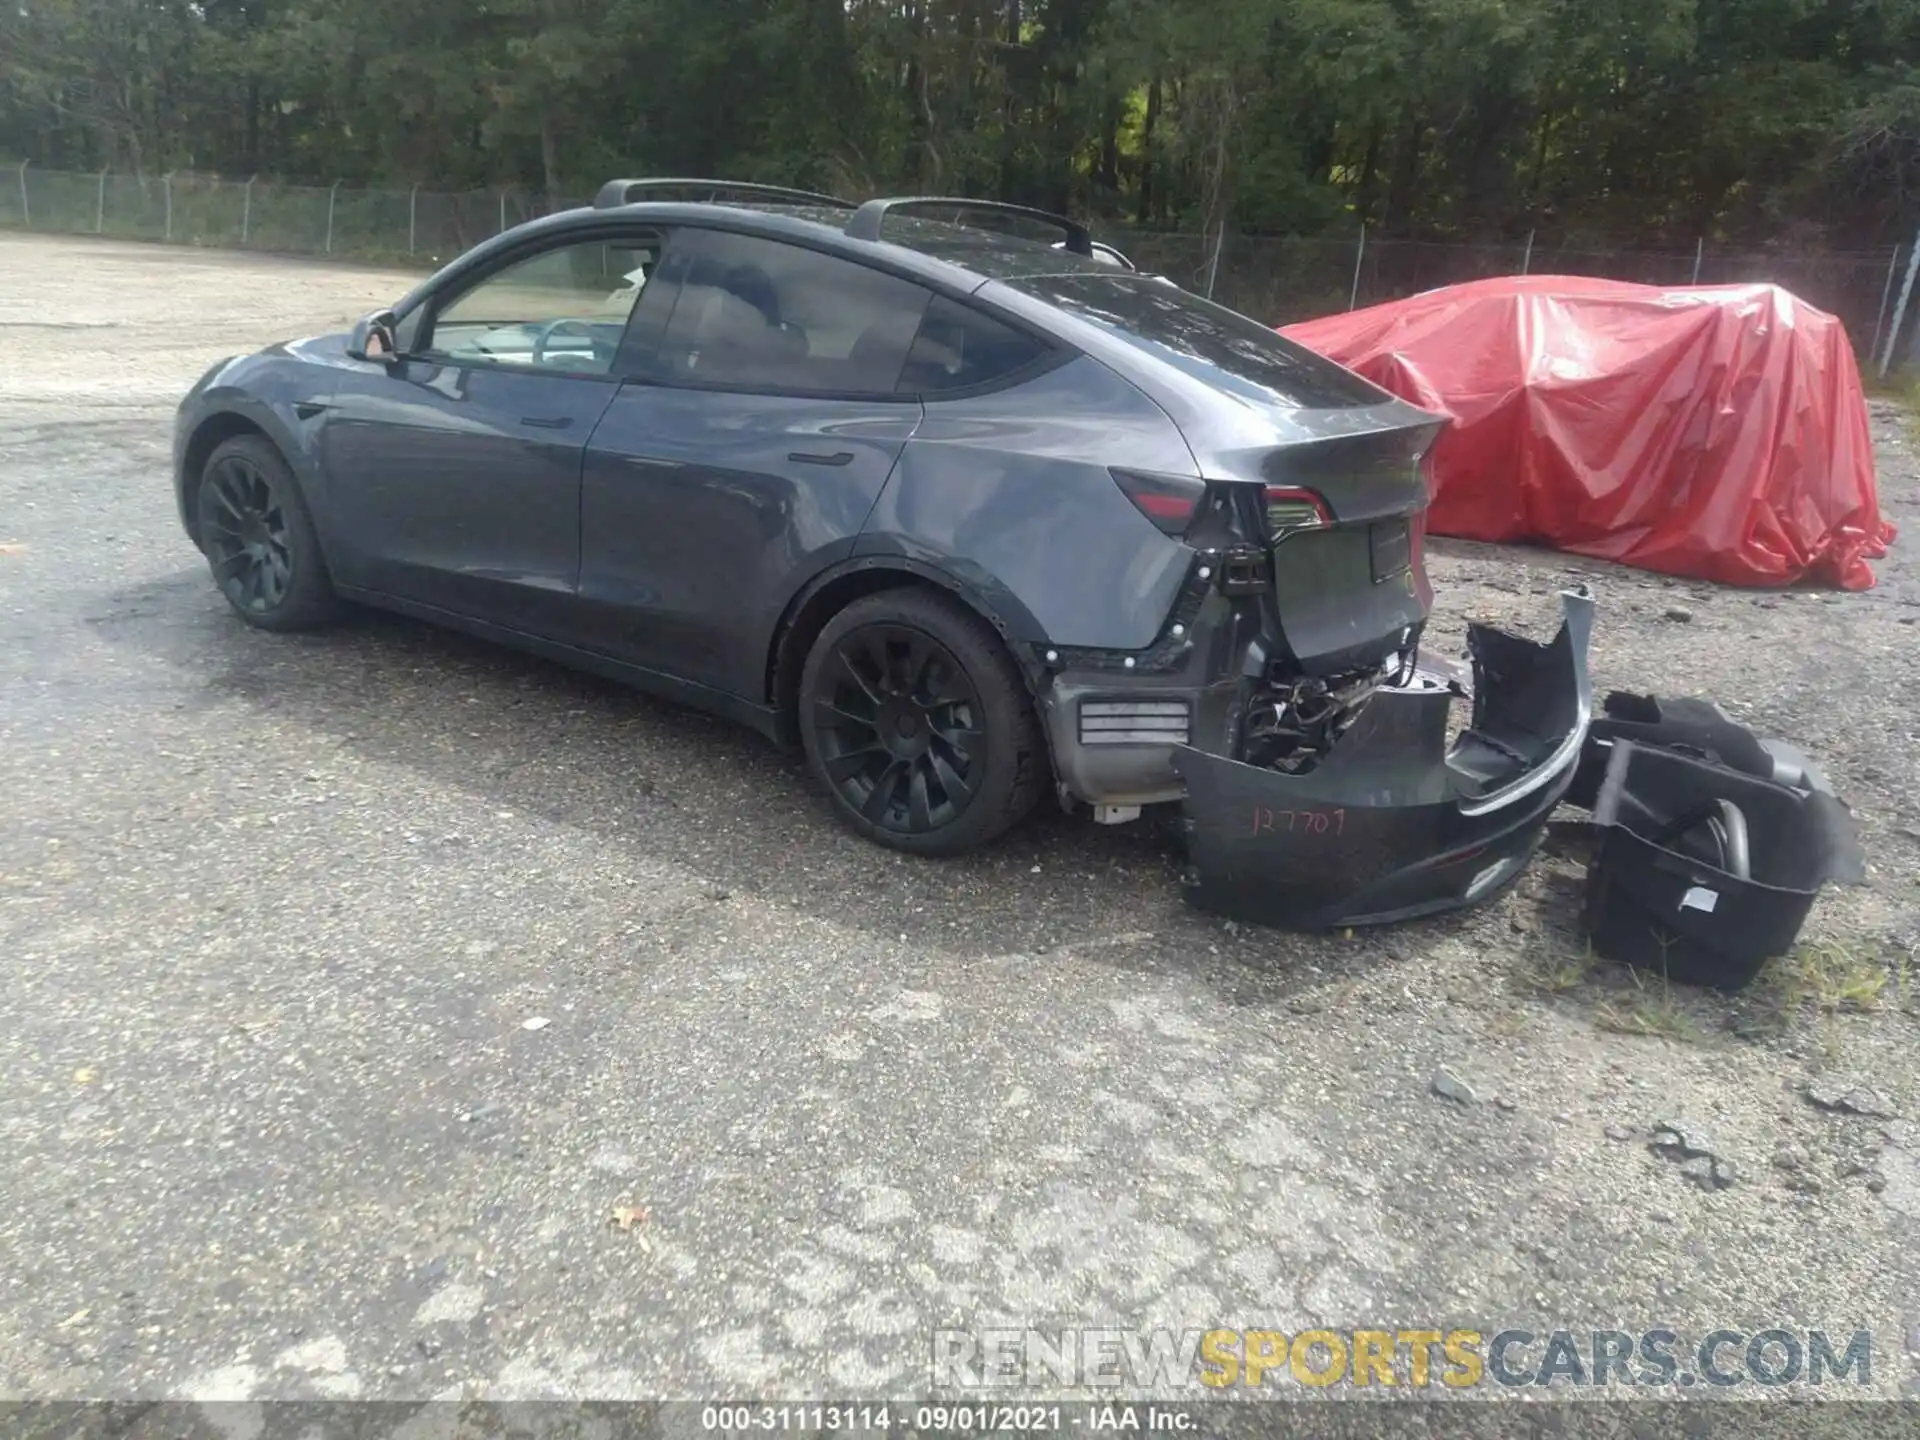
[594,178,856,211]
[845,196,1094,255]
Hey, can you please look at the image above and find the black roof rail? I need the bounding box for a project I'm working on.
[594,178,856,211]
[845,197,1094,255]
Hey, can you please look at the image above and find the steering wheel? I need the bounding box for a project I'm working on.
[530,317,609,369]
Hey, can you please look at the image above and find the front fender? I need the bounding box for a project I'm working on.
[174,345,342,544]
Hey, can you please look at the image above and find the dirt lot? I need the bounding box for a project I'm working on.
[2,231,1918,1409]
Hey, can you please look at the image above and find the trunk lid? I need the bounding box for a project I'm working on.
[1239,416,1443,674]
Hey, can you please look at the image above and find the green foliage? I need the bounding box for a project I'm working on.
[5,0,1920,242]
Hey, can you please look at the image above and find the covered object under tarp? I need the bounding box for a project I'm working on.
[1278,275,1895,589]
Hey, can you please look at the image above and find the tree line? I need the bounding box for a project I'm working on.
[4,0,1918,248]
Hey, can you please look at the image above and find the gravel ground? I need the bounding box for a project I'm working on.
[2,232,1917,1408]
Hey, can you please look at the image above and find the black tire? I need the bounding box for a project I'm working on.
[196,433,343,632]
[798,587,1046,856]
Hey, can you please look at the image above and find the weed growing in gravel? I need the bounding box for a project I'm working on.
[1518,939,1594,995]
[1488,1007,1529,1037]
[1762,939,1888,1016]
[1594,964,1704,1042]
[1746,939,1895,1057]
[1508,924,1911,1048]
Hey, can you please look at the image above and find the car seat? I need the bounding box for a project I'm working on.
[845,308,924,390]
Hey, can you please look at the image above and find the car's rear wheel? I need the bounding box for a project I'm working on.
[799,588,1045,855]
[197,434,342,632]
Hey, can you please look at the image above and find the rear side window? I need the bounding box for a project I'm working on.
[1006,273,1388,410]
[651,230,931,395]
[899,295,1048,395]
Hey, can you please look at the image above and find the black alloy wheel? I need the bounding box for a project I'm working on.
[196,434,341,631]
[202,451,293,612]
[799,588,1045,855]
[814,622,986,833]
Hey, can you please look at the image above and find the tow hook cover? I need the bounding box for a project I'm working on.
[1172,588,1595,930]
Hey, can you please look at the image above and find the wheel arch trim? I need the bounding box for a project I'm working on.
[766,553,1051,740]
[178,397,322,545]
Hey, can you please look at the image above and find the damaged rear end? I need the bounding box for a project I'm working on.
[1174,588,1593,928]
[1162,402,1595,929]
[1001,272,1595,928]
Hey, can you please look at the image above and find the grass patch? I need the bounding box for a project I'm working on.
[1865,370,1920,444]
[1760,939,1888,1017]
[1593,964,1704,1042]
[1507,923,1910,1049]
[1512,936,1706,1041]
[1752,939,1896,1057]
[1489,1007,1528,1037]
[1520,941,1594,996]
[1865,369,1920,402]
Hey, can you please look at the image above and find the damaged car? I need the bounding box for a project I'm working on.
[173,177,1592,926]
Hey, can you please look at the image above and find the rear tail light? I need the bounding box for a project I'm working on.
[1264,486,1332,539]
[1111,469,1207,535]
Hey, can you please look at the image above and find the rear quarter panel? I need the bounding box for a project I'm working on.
[973,277,1445,509]
[856,355,1199,651]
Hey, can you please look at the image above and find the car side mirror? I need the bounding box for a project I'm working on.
[347,309,401,363]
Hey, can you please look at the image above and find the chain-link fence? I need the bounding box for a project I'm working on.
[1113,227,1908,360]
[0,163,585,265]
[2,161,1906,355]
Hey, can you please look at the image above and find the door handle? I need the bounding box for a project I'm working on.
[788,450,854,466]
[520,416,574,430]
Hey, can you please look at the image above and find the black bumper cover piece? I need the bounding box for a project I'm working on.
[1172,588,1596,930]
[1566,689,1844,813]
[1581,740,1864,987]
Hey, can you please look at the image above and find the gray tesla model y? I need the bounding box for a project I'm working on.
[174,180,1592,927]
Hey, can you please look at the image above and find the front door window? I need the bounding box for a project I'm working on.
[428,236,663,375]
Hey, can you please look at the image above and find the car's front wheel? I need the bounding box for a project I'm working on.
[196,434,342,632]
[799,588,1045,855]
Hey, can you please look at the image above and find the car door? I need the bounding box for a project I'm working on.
[317,229,669,636]
[576,228,931,698]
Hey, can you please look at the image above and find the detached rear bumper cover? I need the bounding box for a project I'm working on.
[1173,588,1595,929]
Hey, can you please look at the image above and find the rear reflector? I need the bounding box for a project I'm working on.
[1111,469,1207,535]
[1264,486,1332,538]
[1079,698,1192,746]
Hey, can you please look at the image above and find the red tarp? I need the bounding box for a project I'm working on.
[1279,275,1895,589]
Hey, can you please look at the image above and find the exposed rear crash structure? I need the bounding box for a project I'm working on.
[1173,588,1594,929]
